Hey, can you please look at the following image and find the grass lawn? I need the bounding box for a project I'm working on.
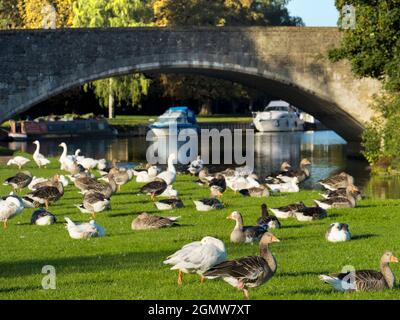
[108,115,252,126]
[0,153,400,300]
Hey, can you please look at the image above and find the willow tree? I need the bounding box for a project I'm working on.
[152,0,303,115]
[73,0,153,118]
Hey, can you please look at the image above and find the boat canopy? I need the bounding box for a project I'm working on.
[160,106,197,124]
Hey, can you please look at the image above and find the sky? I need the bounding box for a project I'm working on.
[287,0,339,27]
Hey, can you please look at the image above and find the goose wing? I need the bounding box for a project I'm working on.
[204,256,270,286]
[140,180,167,195]
[29,186,61,201]
[335,270,387,291]
[243,226,267,240]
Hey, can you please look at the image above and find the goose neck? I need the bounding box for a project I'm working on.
[234,217,243,230]
[260,244,277,273]
[34,142,40,155]
[380,262,396,288]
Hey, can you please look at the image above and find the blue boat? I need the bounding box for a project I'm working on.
[149,106,199,136]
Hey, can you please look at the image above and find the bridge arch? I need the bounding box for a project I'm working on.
[0,27,381,150]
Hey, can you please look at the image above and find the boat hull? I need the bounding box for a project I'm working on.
[253,119,304,132]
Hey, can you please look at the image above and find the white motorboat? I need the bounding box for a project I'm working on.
[252,101,305,132]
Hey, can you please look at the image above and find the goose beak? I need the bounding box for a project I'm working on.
[271,235,280,243]
[391,256,399,263]
[226,214,233,220]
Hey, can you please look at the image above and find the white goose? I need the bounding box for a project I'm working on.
[64,217,105,239]
[7,156,30,169]
[156,154,177,186]
[135,165,159,183]
[32,140,50,168]
[226,174,260,193]
[164,236,227,285]
[58,142,76,172]
[75,150,99,171]
[160,185,179,197]
[266,177,299,193]
[0,194,25,229]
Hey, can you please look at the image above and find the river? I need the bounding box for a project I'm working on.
[4,130,400,199]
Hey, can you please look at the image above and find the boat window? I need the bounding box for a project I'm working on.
[265,106,289,112]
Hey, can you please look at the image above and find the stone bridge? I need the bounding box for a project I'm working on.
[0,27,380,151]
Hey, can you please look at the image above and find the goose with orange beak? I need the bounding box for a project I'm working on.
[204,232,280,300]
[320,252,398,292]
[227,211,268,244]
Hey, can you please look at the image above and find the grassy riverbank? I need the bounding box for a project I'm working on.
[108,115,253,126]
[0,153,399,300]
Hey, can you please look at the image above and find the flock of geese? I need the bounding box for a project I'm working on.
[1,141,398,299]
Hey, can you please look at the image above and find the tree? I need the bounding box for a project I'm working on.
[73,0,153,118]
[0,0,23,29]
[330,0,400,169]
[17,0,74,28]
[152,0,304,115]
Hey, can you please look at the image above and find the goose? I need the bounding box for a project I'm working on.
[320,187,362,201]
[193,198,223,212]
[204,232,280,300]
[239,186,270,198]
[77,174,117,199]
[3,171,33,192]
[29,175,68,191]
[319,172,354,191]
[326,223,351,243]
[77,155,99,171]
[65,217,105,239]
[32,140,50,168]
[110,168,135,190]
[160,185,179,197]
[164,236,227,285]
[294,205,328,221]
[76,191,111,219]
[227,174,260,193]
[194,168,212,186]
[319,252,398,292]
[269,201,307,219]
[140,178,168,201]
[0,195,25,229]
[277,158,312,183]
[26,178,64,210]
[74,149,84,162]
[135,165,159,183]
[30,208,57,226]
[257,204,281,229]
[188,156,204,175]
[314,185,360,210]
[7,156,30,169]
[209,174,226,198]
[227,211,268,244]
[154,198,184,211]
[267,161,292,177]
[156,153,177,186]
[58,142,76,172]
[266,176,299,193]
[131,212,180,230]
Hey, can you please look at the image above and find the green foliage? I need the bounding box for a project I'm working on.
[332,0,400,170]
[73,0,153,114]
[0,0,23,29]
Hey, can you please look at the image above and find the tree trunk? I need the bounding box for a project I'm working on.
[108,78,115,119]
[199,99,212,116]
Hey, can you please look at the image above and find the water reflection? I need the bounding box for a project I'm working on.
[3,130,399,199]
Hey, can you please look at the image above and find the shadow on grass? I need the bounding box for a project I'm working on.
[0,251,172,278]
[352,234,378,241]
